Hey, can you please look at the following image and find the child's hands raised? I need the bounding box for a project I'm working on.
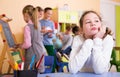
[93,26,106,39]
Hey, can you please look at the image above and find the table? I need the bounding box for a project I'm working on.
[38,72,120,77]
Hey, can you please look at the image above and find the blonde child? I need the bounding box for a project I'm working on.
[20,5,46,73]
[69,10,114,74]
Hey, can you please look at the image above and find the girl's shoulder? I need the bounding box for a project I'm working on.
[74,34,84,39]
[24,25,30,29]
[104,34,114,41]
[73,34,85,42]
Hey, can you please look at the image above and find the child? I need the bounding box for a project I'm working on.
[36,6,43,20]
[20,5,46,73]
[40,7,55,45]
[59,24,73,55]
[55,25,73,62]
[69,10,114,74]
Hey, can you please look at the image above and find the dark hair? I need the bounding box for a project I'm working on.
[72,25,80,34]
[79,10,102,28]
[44,7,52,13]
[36,6,43,12]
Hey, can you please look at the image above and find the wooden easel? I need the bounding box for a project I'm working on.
[0,14,24,74]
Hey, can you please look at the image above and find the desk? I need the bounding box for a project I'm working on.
[38,72,120,77]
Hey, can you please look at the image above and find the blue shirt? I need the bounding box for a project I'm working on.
[40,19,55,45]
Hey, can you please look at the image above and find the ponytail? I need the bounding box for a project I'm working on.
[32,7,38,29]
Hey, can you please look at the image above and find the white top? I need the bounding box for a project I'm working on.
[69,34,114,74]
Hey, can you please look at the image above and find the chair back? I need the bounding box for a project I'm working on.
[110,47,120,72]
[44,56,54,73]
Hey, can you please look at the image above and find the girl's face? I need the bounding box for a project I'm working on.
[23,13,31,23]
[82,13,101,38]
[38,11,43,19]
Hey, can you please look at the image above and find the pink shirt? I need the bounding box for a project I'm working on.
[21,20,33,49]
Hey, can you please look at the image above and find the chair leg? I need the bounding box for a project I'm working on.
[116,65,119,72]
[109,64,113,71]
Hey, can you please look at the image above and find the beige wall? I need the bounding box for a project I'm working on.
[0,0,100,57]
[112,0,120,2]
[0,0,100,44]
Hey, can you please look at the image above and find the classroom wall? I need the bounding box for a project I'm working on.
[0,0,100,49]
[100,0,116,40]
[100,0,120,47]
[116,5,120,46]
[112,0,120,2]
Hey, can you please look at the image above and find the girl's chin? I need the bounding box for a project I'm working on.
[90,33,98,36]
[91,31,98,34]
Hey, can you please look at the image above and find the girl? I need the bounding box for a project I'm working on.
[36,6,43,20]
[21,5,46,73]
[69,10,114,74]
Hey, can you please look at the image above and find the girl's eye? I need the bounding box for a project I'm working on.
[95,20,99,22]
[95,19,100,22]
[85,21,91,24]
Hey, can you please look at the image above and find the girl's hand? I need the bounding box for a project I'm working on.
[48,33,53,38]
[14,44,22,49]
[93,26,106,39]
[41,26,47,33]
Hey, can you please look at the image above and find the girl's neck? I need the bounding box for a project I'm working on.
[28,20,33,24]
[65,31,70,35]
[83,34,93,39]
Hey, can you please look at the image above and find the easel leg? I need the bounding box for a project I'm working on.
[0,44,7,74]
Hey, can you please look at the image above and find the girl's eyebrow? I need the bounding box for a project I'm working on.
[84,19,90,22]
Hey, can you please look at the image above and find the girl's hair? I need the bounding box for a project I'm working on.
[32,8,39,29]
[79,10,102,28]
[66,24,72,31]
[36,6,43,12]
[22,5,39,29]
[22,5,34,18]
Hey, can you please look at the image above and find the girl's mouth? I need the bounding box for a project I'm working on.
[91,27,97,30]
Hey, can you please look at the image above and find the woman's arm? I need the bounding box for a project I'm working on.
[69,35,93,74]
[92,35,114,74]
[21,25,31,49]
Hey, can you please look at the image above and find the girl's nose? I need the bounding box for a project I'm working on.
[91,22,95,26]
